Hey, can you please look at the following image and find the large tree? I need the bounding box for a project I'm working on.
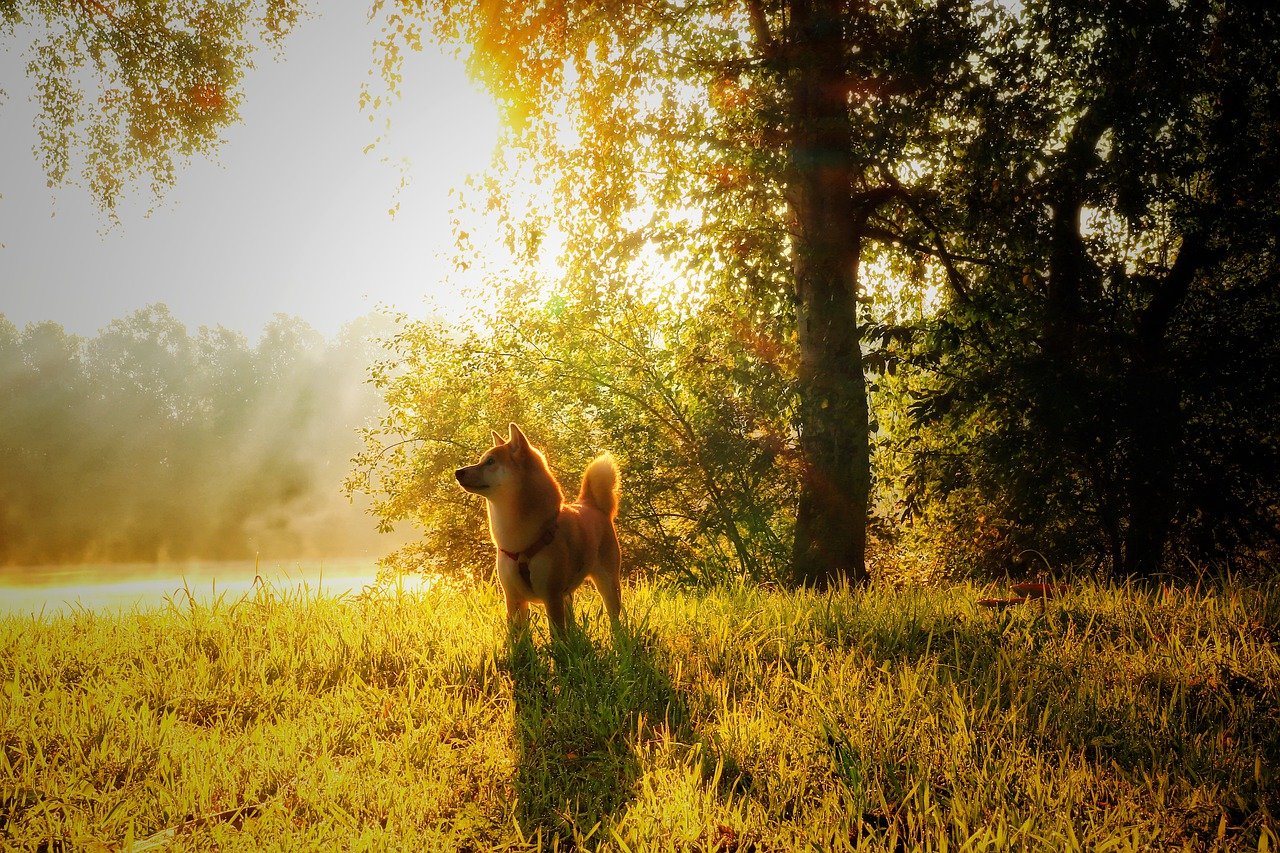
[367,0,983,585]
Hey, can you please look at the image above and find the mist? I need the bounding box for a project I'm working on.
[0,305,405,568]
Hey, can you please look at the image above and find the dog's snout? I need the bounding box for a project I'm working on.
[454,468,466,481]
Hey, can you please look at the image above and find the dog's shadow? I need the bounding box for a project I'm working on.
[503,615,688,844]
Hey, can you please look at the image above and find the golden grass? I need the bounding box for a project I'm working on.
[2,576,1277,850]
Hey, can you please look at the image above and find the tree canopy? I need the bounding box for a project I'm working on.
[890,0,1280,576]
[353,0,1279,582]
[3,0,305,211]
[357,0,1003,584]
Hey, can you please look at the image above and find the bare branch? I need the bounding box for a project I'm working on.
[863,224,1005,272]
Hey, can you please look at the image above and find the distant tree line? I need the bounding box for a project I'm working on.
[0,306,397,566]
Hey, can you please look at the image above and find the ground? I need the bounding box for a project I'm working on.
[2,576,1278,850]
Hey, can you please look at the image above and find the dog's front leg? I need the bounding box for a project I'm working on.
[501,577,531,632]
[506,597,530,628]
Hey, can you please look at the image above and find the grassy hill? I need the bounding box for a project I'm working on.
[3,576,1278,850]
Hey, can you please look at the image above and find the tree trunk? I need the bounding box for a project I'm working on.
[785,0,869,587]
[1122,232,1209,576]
[1121,368,1179,576]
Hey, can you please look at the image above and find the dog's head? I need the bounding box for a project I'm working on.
[454,423,532,497]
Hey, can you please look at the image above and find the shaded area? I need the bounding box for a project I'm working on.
[688,583,1280,848]
[504,619,692,846]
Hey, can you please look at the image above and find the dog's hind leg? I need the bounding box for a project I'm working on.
[592,538,623,627]
[599,574,622,626]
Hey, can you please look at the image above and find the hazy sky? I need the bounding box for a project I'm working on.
[0,6,501,339]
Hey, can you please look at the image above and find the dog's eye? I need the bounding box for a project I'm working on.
[484,458,495,466]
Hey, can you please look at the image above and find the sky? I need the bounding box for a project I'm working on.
[0,6,502,340]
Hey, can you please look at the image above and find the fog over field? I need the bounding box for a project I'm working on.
[0,306,409,569]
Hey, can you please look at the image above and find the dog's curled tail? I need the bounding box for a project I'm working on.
[578,453,620,519]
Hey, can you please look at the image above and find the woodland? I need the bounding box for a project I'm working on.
[4,5,1280,849]
[3,0,1278,585]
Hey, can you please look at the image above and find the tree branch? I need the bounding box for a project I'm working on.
[743,0,779,62]
[861,175,974,305]
[373,435,472,458]
[1044,101,1110,353]
[1137,230,1213,354]
[72,0,121,25]
[863,224,1004,271]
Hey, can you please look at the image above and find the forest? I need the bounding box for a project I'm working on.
[344,0,1280,586]
[3,0,1278,586]
[0,306,397,565]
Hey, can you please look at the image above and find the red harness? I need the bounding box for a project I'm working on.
[499,519,558,588]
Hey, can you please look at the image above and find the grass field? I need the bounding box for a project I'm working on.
[2,576,1278,851]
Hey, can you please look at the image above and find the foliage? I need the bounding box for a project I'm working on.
[0,307,396,564]
[11,0,1279,584]
[877,0,1280,577]
[3,0,306,212]
[3,577,1278,849]
[346,278,800,585]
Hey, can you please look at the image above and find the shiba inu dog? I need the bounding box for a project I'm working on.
[455,424,621,633]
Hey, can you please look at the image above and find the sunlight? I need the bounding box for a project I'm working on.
[861,252,948,325]
[0,558,437,617]
[364,42,505,326]
[0,8,507,337]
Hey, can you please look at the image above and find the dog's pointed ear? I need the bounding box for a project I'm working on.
[508,422,529,450]
[491,430,505,447]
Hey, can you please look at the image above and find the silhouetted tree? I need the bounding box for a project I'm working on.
[890,0,1280,576]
